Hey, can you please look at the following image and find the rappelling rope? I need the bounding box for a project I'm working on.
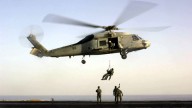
[108,60,111,69]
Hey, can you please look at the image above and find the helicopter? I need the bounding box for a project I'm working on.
[26,1,169,64]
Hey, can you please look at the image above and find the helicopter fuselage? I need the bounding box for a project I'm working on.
[27,32,150,64]
[47,32,150,57]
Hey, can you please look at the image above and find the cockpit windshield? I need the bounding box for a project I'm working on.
[132,34,142,41]
[76,34,94,44]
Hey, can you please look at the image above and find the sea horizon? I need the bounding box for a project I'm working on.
[1,95,192,101]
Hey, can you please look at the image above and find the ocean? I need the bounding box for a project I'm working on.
[1,95,192,101]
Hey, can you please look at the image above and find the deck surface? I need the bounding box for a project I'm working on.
[0,101,192,108]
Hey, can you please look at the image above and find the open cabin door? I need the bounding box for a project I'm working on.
[108,37,119,49]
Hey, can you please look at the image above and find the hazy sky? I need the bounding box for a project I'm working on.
[0,0,192,96]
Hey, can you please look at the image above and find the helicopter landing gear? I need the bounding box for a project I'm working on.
[121,54,127,59]
[120,49,128,59]
[81,60,86,64]
[81,56,86,64]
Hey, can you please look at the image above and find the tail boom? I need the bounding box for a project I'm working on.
[27,34,48,57]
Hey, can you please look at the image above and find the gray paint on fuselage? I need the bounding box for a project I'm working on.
[45,32,147,57]
[48,44,82,57]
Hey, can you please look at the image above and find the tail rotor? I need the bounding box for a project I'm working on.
[19,25,44,47]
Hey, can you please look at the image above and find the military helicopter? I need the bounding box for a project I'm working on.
[26,1,169,64]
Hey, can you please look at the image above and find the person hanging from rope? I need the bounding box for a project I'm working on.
[101,61,114,80]
[101,68,114,80]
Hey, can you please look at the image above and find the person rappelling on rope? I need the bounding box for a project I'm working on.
[101,61,114,80]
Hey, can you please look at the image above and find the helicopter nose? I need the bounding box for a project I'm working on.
[143,40,151,48]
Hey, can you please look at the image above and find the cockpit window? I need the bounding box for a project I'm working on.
[132,35,140,41]
[76,34,94,44]
[138,36,142,39]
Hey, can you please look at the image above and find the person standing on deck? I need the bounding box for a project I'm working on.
[96,86,102,103]
[113,84,120,103]
[116,87,123,103]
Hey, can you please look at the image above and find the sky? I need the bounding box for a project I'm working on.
[0,0,192,96]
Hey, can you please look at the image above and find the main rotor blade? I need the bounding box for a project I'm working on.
[43,14,102,28]
[78,30,105,38]
[114,1,158,26]
[120,26,170,32]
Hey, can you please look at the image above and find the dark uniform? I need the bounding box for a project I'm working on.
[113,86,118,102]
[101,68,114,80]
[109,41,115,49]
[113,84,121,103]
[96,86,102,103]
[116,88,123,103]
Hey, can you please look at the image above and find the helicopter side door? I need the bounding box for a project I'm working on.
[108,37,118,49]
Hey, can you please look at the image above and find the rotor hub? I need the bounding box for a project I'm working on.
[102,25,118,31]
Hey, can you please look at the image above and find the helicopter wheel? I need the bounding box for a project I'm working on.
[121,54,127,59]
[81,60,86,64]
[120,49,127,59]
